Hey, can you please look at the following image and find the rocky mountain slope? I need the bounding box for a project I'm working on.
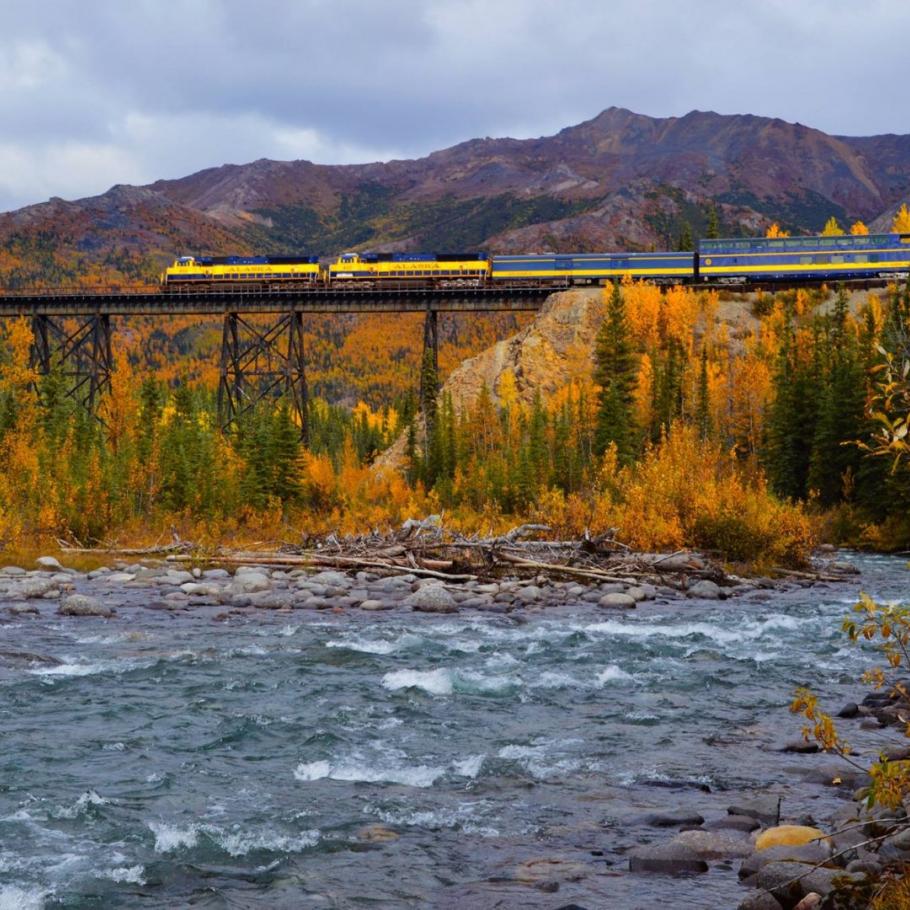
[2,108,910,287]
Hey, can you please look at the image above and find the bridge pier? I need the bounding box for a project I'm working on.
[30,313,113,411]
[217,310,309,443]
[419,309,439,426]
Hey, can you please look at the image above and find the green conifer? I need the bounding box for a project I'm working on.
[593,283,638,462]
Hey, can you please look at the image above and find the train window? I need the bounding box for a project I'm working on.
[855,254,869,262]
[800,256,812,265]
[815,255,829,264]
[831,255,844,264]
[769,241,785,249]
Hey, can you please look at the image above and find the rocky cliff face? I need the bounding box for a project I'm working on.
[3,107,910,286]
[442,289,605,411]
[374,289,606,472]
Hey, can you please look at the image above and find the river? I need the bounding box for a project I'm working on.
[0,553,905,909]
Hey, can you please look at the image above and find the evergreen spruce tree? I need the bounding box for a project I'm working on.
[677,221,694,252]
[527,390,548,486]
[695,345,712,439]
[650,338,686,442]
[806,289,865,505]
[419,348,439,429]
[705,205,721,240]
[270,401,302,503]
[404,420,419,486]
[593,283,638,462]
[764,303,820,499]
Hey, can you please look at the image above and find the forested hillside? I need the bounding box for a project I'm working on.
[1,278,907,562]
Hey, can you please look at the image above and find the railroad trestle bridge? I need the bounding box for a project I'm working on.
[0,284,554,442]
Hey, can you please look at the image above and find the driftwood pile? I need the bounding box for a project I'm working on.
[62,520,729,588]
[57,519,850,588]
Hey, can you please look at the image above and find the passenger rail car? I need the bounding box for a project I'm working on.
[162,256,321,289]
[328,252,491,287]
[491,252,695,284]
[698,233,910,283]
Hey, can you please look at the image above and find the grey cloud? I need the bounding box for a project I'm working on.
[0,0,908,211]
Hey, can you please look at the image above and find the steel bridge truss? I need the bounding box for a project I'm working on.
[6,285,550,442]
[419,309,439,425]
[30,313,113,411]
[217,311,308,442]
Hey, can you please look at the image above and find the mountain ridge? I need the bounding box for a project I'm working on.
[2,107,909,286]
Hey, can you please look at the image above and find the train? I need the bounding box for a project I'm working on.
[160,232,910,290]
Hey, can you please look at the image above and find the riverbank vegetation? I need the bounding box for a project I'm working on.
[787,309,910,910]
[0,279,907,568]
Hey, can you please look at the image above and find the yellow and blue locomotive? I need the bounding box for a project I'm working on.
[328,252,490,286]
[161,255,321,288]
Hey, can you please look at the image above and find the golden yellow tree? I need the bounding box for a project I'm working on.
[765,223,789,238]
[850,220,869,235]
[892,203,910,233]
[821,216,844,236]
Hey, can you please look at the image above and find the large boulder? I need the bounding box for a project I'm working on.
[513,857,587,883]
[36,556,64,570]
[751,861,860,903]
[739,843,832,879]
[727,795,781,826]
[599,592,637,608]
[404,583,458,613]
[9,577,58,599]
[670,829,754,859]
[755,826,827,852]
[58,594,114,618]
[688,579,723,599]
[627,842,708,874]
[229,572,271,594]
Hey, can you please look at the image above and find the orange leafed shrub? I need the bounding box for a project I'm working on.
[606,424,814,566]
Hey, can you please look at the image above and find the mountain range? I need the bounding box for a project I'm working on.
[2,107,910,287]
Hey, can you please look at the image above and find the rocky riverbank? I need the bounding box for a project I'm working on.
[2,548,904,909]
[0,549,859,621]
[623,651,910,910]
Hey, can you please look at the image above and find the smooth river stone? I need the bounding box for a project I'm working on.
[634,809,705,828]
[688,579,723,599]
[628,842,708,874]
[670,828,754,858]
[404,583,458,613]
[229,573,271,594]
[9,578,58,599]
[307,570,351,588]
[58,594,114,617]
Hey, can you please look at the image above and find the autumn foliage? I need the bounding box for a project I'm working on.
[0,274,908,566]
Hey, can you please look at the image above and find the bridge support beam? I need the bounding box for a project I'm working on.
[30,313,113,411]
[217,310,309,443]
[419,309,439,428]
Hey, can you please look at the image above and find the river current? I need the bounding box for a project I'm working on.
[0,554,906,909]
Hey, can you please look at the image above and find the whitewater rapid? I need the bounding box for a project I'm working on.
[0,552,903,908]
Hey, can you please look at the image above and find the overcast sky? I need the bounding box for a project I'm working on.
[1,0,907,212]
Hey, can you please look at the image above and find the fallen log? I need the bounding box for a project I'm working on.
[57,540,194,556]
[773,566,842,583]
[496,552,635,584]
[168,551,476,582]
